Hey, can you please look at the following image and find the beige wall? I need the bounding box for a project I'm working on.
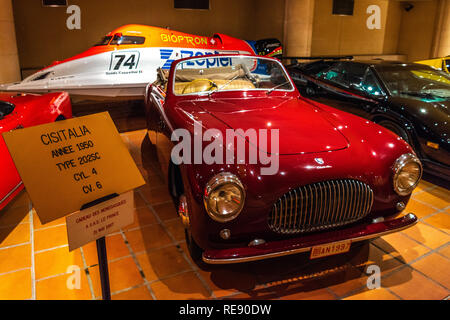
[397,0,440,61]
[311,0,397,56]
[283,0,314,57]
[0,0,20,82]
[249,0,285,40]
[432,0,450,57]
[12,0,284,70]
[382,0,402,54]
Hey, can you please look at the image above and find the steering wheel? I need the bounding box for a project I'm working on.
[182,79,218,94]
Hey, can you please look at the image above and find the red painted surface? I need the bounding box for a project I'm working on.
[0,92,72,210]
[146,55,417,262]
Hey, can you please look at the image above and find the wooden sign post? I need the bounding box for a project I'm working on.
[3,112,145,300]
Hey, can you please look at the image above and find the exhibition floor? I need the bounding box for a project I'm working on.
[0,129,448,300]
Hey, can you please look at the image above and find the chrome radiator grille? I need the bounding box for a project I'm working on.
[268,179,374,234]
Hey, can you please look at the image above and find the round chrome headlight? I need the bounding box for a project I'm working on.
[204,172,245,222]
[393,153,422,196]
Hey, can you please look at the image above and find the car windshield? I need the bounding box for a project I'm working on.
[172,56,293,95]
[110,35,145,45]
[376,65,450,99]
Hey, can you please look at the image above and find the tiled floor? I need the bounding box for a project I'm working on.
[0,129,449,300]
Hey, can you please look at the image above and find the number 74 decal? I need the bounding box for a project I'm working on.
[109,51,140,71]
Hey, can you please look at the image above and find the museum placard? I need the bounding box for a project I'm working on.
[66,190,134,251]
[3,112,145,224]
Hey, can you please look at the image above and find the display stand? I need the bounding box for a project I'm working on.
[80,193,119,300]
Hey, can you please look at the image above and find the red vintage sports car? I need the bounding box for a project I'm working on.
[145,54,421,264]
[0,92,72,210]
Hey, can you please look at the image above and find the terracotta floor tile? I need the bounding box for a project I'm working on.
[438,245,450,259]
[0,269,32,300]
[35,246,84,280]
[411,253,450,289]
[423,212,450,234]
[153,202,178,221]
[112,285,153,300]
[349,243,404,276]
[432,186,450,199]
[0,244,31,274]
[320,264,368,298]
[412,181,435,194]
[36,271,91,300]
[0,223,30,248]
[129,150,143,167]
[344,287,399,300]
[139,186,171,205]
[81,233,130,267]
[89,257,144,297]
[414,188,450,210]
[123,206,157,231]
[257,270,337,299]
[373,233,430,263]
[403,199,437,219]
[150,271,211,300]
[196,265,260,298]
[138,166,163,185]
[134,191,147,209]
[0,205,29,227]
[33,210,66,230]
[222,292,263,300]
[401,222,450,250]
[34,225,68,252]
[222,286,280,300]
[164,219,185,242]
[124,224,172,253]
[382,266,448,300]
[278,287,336,300]
[123,130,147,145]
[146,174,167,190]
[136,245,191,281]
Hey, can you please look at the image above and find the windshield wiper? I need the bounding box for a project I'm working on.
[266,81,290,96]
[208,74,240,97]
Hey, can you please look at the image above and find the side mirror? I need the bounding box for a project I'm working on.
[0,101,15,120]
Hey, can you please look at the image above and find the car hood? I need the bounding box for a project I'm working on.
[389,95,450,142]
[182,96,350,155]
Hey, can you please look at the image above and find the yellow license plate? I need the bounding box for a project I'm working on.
[310,241,352,259]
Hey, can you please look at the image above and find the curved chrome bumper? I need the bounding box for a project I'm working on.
[202,213,417,264]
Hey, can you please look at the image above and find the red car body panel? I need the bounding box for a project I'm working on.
[0,92,72,210]
[145,54,418,263]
